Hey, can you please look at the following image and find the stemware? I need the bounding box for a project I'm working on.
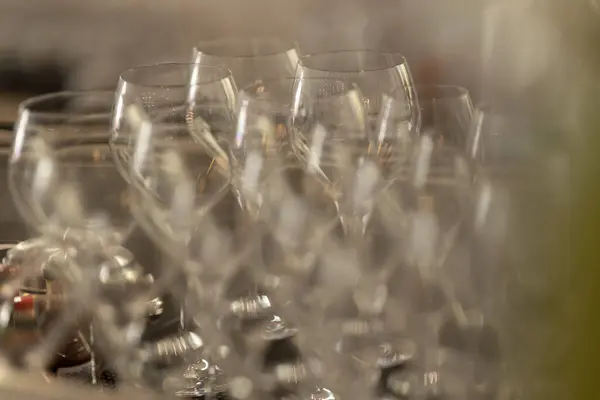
[129,109,278,398]
[111,63,238,181]
[465,107,537,387]
[295,50,420,131]
[370,85,488,397]
[225,89,290,219]
[12,91,133,250]
[294,52,420,223]
[128,111,234,266]
[9,91,151,380]
[416,85,474,149]
[289,74,413,239]
[241,77,302,150]
[193,37,300,88]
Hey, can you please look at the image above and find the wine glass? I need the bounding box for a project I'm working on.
[289,74,412,239]
[9,91,147,379]
[295,50,420,132]
[416,85,474,149]
[465,107,539,394]
[369,85,488,397]
[111,63,238,181]
[224,88,292,219]
[193,37,300,88]
[10,91,131,269]
[129,109,278,399]
[128,112,233,266]
[242,77,363,150]
[294,52,419,233]
[241,77,302,152]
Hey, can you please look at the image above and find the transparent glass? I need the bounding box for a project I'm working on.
[10,91,145,379]
[11,91,131,243]
[371,87,480,400]
[417,85,474,149]
[129,115,278,399]
[225,90,294,218]
[111,63,238,181]
[129,119,232,262]
[289,75,417,238]
[295,50,420,132]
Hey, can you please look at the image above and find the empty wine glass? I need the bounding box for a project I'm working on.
[256,160,342,320]
[193,37,300,88]
[129,115,233,266]
[129,110,278,399]
[12,91,132,248]
[289,75,412,239]
[247,161,377,399]
[10,91,149,379]
[465,106,535,391]
[417,85,474,149]
[295,50,420,133]
[111,63,238,181]
[369,86,484,398]
[294,53,420,229]
[225,90,290,219]
[241,77,301,151]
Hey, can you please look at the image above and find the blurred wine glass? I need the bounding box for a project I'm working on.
[295,50,420,132]
[226,90,288,219]
[371,85,486,398]
[289,74,415,239]
[193,37,300,88]
[12,91,133,246]
[465,106,536,391]
[130,109,281,399]
[9,91,150,379]
[254,161,383,400]
[111,63,238,181]
[241,77,303,151]
[417,85,474,149]
[129,115,233,265]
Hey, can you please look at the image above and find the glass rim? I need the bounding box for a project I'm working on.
[119,63,233,89]
[18,90,114,119]
[193,37,297,59]
[298,50,409,73]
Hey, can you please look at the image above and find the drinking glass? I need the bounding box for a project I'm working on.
[242,77,362,150]
[235,77,362,213]
[239,158,367,399]
[371,86,483,398]
[111,63,238,181]
[241,77,300,151]
[417,85,474,149]
[225,90,290,219]
[129,114,233,266]
[12,91,132,247]
[129,111,277,398]
[10,91,146,378]
[466,107,539,392]
[295,50,420,133]
[289,75,412,239]
[193,37,300,88]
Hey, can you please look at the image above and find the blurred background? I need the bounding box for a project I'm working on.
[0,0,482,100]
[0,0,596,398]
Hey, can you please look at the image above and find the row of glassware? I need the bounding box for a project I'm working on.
[1,45,518,400]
